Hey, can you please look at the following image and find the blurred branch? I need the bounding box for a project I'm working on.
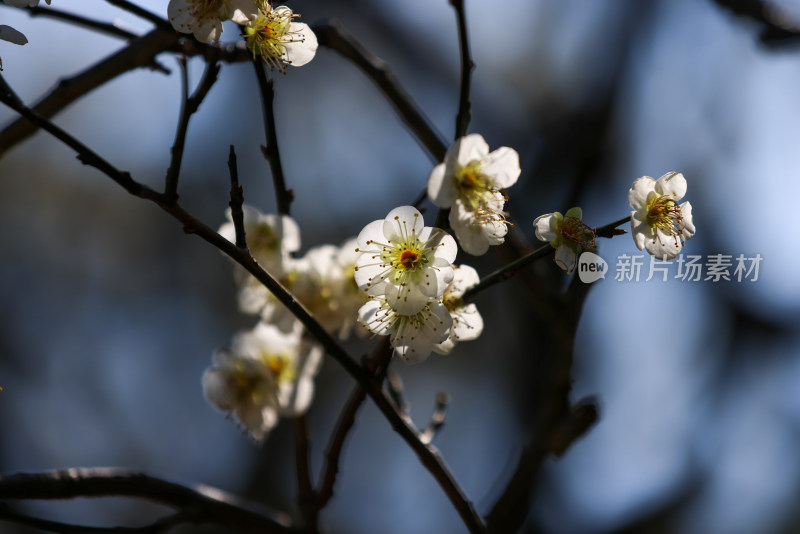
[419,392,450,445]
[228,145,247,249]
[164,57,220,203]
[105,0,172,30]
[486,273,599,533]
[385,369,409,414]
[253,61,293,215]
[0,82,486,534]
[313,19,448,163]
[294,415,315,526]
[315,338,391,516]
[462,243,554,302]
[24,5,139,41]
[450,0,474,139]
[0,469,296,533]
[0,503,183,533]
[711,0,800,45]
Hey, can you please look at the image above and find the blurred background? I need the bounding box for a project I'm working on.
[1,0,799,532]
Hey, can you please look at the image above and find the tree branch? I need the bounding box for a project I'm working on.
[313,20,448,163]
[0,469,296,533]
[253,61,293,215]
[0,29,249,156]
[164,56,220,203]
[0,82,487,534]
[450,0,474,139]
[24,5,139,42]
[227,145,247,249]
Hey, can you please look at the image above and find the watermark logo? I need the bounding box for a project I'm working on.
[578,252,608,284]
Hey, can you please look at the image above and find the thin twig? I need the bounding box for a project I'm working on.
[104,0,172,30]
[315,337,392,512]
[385,369,409,414]
[0,86,487,534]
[313,20,448,162]
[0,469,296,533]
[164,57,220,203]
[595,214,630,238]
[25,5,139,41]
[419,393,450,445]
[462,243,554,302]
[450,0,474,139]
[227,145,247,249]
[253,60,292,215]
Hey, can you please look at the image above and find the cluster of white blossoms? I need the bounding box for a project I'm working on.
[203,322,321,441]
[206,205,367,440]
[534,172,695,271]
[427,134,521,255]
[354,206,484,363]
[167,0,317,73]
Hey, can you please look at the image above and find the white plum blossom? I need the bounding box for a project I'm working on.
[354,206,457,315]
[168,0,255,43]
[534,207,596,273]
[202,321,322,441]
[358,290,452,364]
[427,134,521,255]
[219,205,300,281]
[628,172,695,260]
[434,265,484,355]
[244,0,318,73]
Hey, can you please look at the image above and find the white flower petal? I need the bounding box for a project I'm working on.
[450,207,491,256]
[554,244,577,273]
[382,206,423,241]
[645,229,682,260]
[628,176,655,210]
[655,172,686,200]
[455,134,490,166]
[386,283,428,315]
[534,213,558,242]
[229,0,258,23]
[417,262,454,299]
[448,264,480,297]
[355,219,385,251]
[354,253,390,295]
[427,163,458,208]
[358,299,392,336]
[418,227,458,264]
[482,147,521,189]
[452,303,483,341]
[680,201,695,238]
[284,23,318,67]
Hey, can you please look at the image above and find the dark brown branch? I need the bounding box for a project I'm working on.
[25,5,139,41]
[450,0,474,139]
[711,0,800,45]
[227,145,247,249]
[385,369,409,414]
[313,20,448,162]
[315,338,391,512]
[0,30,250,156]
[294,415,315,526]
[0,502,183,533]
[253,61,293,215]
[0,469,296,533]
[419,393,450,445]
[0,85,487,534]
[594,215,630,238]
[164,57,220,203]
